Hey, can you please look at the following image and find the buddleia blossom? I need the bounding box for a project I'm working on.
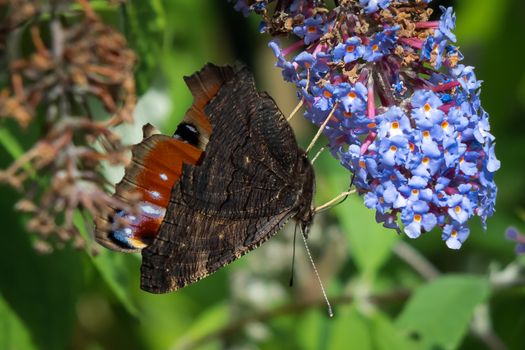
[234,0,500,249]
[506,227,525,255]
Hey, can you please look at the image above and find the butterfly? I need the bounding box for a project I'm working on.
[95,63,315,293]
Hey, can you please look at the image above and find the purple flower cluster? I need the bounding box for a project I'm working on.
[234,0,499,249]
[506,227,525,255]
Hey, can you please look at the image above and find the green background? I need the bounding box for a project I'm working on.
[1,0,525,349]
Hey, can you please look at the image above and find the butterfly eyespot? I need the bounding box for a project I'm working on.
[174,122,200,146]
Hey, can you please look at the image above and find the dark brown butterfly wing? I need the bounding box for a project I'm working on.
[141,65,315,293]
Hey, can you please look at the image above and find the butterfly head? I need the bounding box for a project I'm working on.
[295,154,315,237]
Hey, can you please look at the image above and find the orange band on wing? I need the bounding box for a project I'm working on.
[96,136,202,251]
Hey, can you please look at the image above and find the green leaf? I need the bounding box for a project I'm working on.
[0,128,36,178]
[0,128,24,159]
[296,309,328,350]
[298,306,418,350]
[329,306,373,350]
[455,0,509,44]
[371,311,417,350]
[124,0,167,93]
[396,275,491,350]
[0,192,85,350]
[0,293,36,350]
[90,251,141,318]
[335,196,399,279]
[175,302,229,349]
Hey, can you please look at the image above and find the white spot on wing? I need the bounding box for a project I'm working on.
[160,173,168,181]
[140,203,163,216]
[149,190,161,199]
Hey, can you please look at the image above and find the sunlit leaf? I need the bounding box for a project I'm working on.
[335,196,399,279]
[175,303,229,349]
[396,275,490,350]
[328,306,372,350]
[455,0,509,43]
[0,294,36,350]
[296,309,328,350]
[0,128,36,178]
[0,129,24,159]
[124,0,167,93]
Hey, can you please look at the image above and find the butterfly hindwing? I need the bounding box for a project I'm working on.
[141,203,294,293]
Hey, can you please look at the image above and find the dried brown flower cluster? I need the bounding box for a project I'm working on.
[0,0,137,252]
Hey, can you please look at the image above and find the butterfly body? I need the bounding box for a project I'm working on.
[95,63,315,293]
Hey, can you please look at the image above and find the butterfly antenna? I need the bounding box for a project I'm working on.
[301,231,334,317]
[289,224,299,287]
[305,102,339,154]
[310,146,325,165]
[287,68,310,122]
[287,99,304,122]
[315,190,355,213]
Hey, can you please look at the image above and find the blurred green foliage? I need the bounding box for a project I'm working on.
[1,0,525,349]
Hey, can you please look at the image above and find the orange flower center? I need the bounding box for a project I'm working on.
[414,214,422,222]
[423,103,431,112]
[323,90,332,98]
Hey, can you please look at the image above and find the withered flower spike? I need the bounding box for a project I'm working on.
[0,0,138,251]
